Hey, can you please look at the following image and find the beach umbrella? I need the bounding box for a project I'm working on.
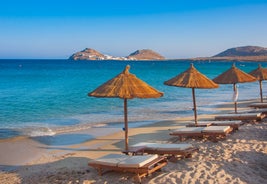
[88,65,163,151]
[164,63,219,126]
[213,63,257,113]
[249,64,267,102]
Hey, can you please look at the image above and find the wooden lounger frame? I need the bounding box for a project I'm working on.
[89,156,167,183]
[249,102,267,109]
[187,121,244,131]
[170,127,233,142]
[214,113,265,122]
[212,121,244,131]
[202,127,233,142]
[123,146,199,160]
[143,147,199,160]
[169,131,203,141]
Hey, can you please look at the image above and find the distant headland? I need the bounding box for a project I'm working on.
[191,46,267,62]
[69,46,267,61]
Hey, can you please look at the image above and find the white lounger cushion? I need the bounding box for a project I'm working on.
[90,154,159,168]
[247,108,267,113]
[89,154,128,167]
[202,126,231,133]
[117,154,158,168]
[151,143,192,151]
[131,142,193,151]
[249,102,267,108]
[187,121,213,126]
[216,113,261,118]
[132,142,157,148]
[212,121,242,125]
[171,127,204,133]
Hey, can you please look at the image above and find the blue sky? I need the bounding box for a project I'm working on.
[0,0,267,59]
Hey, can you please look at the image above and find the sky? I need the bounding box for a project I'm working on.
[0,0,267,59]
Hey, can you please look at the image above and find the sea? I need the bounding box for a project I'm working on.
[0,59,266,140]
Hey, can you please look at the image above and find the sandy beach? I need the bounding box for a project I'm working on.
[0,99,267,184]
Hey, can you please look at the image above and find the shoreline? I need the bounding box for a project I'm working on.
[0,98,262,167]
[0,97,260,141]
[0,98,266,183]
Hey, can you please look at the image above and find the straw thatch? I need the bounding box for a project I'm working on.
[213,64,256,84]
[249,64,267,102]
[89,65,163,99]
[164,64,218,126]
[164,64,219,89]
[213,64,257,113]
[89,65,163,151]
[249,64,267,80]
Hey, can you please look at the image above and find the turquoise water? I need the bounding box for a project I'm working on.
[0,59,266,139]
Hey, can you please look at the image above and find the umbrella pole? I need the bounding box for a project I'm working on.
[124,98,129,151]
[233,84,237,113]
[259,80,263,103]
[192,88,198,126]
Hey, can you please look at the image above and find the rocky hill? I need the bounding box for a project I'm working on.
[213,46,267,57]
[69,48,106,60]
[69,48,165,60]
[127,49,165,60]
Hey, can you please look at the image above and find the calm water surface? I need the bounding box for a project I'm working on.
[0,59,266,139]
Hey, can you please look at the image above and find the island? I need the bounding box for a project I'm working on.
[69,48,165,61]
[69,46,267,62]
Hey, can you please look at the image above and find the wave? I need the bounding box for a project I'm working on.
[23,127,56,137]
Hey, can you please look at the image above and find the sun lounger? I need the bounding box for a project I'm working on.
[88,153,167,182]
[186,122,213,127]
[211,120,244,131]
[127,142,198,160]
[169,127,203,141]
[187,120,243,131]
[169,127,204,141]
[201,126,233,141]
[247,108,267,115]
[214,112,265,122]
[169,126,233,141]
[248,102,267,109]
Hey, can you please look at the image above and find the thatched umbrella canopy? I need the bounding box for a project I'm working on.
[88,65,163,150]
[164,63,219,126]
[249,64,267,102]
[213,63,256,113]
